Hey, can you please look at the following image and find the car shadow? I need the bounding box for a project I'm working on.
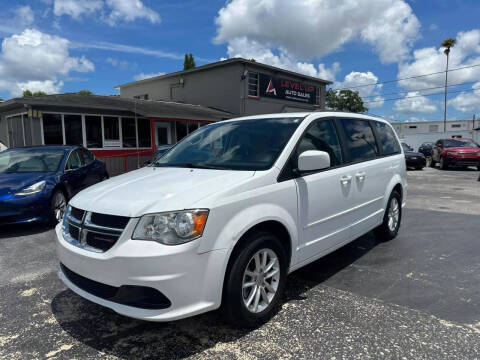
[0,222,54,239]
[51,232,379,359]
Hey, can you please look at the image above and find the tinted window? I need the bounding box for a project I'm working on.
[64,115,83,145]
[341,119,378,163]
[85,116,102,148]
[294,119,342,168]
[78,148,94,165]
[138,118,151,147]
[156,118,303,171]
[104,117,119,141]
[372,121,400,155]
[122,117,137,148]
[66,150,82,170]
[176,122,188,142]
[43,114,63,145]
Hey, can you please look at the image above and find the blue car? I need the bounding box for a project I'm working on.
[0,146,108,225]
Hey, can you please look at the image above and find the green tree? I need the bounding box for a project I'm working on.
[183,53,196,70]
[0,97,4,102]
[326,89,368,113]
[78,89,94,96]
[23,90,47,97]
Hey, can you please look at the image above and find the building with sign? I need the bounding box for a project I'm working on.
[0,58,330,175]
[0,94,230,175]
[117,58,331,117]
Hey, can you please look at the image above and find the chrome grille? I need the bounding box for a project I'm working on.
[63,206,129,253]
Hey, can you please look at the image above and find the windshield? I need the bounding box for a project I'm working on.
[154,117,303,171]
[0,149,65,173]
[444,139,479,148]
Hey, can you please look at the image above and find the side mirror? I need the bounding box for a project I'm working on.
[298,150,330,172]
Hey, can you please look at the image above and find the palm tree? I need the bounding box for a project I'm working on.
[441,38,456,132]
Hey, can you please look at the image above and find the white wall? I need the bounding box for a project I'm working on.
[400,130,474,151]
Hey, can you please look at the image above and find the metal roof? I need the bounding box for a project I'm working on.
[0,94,232,121]
[116,57,332,88]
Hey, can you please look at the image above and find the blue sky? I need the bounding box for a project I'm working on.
[0,0,479,123]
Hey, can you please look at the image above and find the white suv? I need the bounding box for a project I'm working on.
[56,112,406,326]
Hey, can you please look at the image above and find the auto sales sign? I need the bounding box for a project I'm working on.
[259,73,317,104]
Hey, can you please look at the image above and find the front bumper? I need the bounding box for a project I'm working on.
[444,156,480,167]
[55,223,228,321]
[0,192,51,225]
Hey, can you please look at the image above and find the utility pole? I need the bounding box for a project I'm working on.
[443,52,449,132]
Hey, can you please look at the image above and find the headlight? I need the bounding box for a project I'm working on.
[15,180,46,196]
[132,209,209,245]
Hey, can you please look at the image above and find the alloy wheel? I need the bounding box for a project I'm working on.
[242,248,280,313]
[53,192,66,222]
[387,197,400,232]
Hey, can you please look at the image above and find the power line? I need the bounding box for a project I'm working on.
[332,63,480,91]
[363,87,479,104]
[361,80,478,99]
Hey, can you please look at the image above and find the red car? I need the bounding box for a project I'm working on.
[431,138,480,170]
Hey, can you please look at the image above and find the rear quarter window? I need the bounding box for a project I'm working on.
[372,121,401,155]
[340,118,378,163]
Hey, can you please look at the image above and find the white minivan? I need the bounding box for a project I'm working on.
[56,112,407,326]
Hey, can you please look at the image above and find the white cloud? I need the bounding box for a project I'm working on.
[53,0,103,19]
[225,37,339,80]
[397,29,480,93]
[449,82,480,112]
[0,29,94,97]
[106,57,135,70]
[133,72,165,81]
[393,92,437,113]
[105,0,160,25]
[215,0,419,64]
[336,71,384,108]
[53,0,160,25]
[0,5,35,35]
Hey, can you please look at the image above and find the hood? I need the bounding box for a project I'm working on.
[70,166,255,217]
[0,172,52,198]
[444,147,480,153]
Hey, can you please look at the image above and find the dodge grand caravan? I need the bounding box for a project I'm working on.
[56,112,407,327]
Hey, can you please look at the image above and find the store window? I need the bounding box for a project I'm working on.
[248,72,259,97]
[43,114,63,145]
[122,117,137,148]
[176,121,188,142]
[137,118,151,148]
[64,115,83,145]
[85,116,102,148]
[104,116,120,147]
[188,122,199,134]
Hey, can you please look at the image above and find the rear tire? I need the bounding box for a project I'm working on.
[374,190,402,242]
[222,231,287,328]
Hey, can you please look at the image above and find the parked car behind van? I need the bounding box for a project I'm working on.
[0,146,108,225]
[56,112,407,327]
[431,138,480,170]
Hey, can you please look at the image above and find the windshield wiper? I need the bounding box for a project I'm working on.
[155,163,231,170]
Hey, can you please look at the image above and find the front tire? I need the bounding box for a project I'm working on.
[50,189,67,223]
[375,190,402,242]
[439,157,448,170]
[222,231,287,328]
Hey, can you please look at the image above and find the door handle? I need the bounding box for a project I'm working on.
[355,171,366,180]
[340,175,352,186]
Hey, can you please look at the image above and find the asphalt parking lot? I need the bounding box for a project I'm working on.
[0,167,479,359]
